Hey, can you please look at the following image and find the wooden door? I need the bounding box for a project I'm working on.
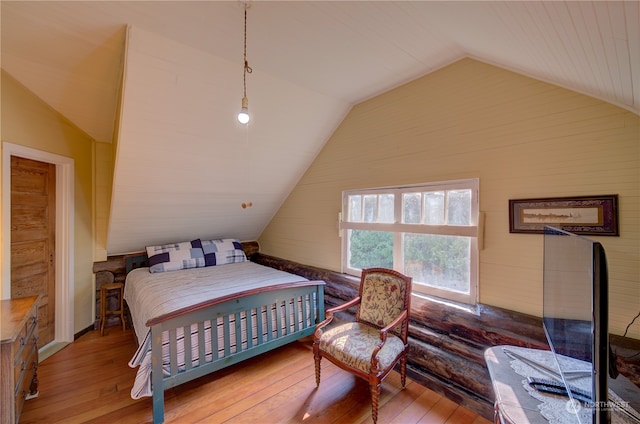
[11,155,56,346]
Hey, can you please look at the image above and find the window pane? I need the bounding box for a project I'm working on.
[424,191,445,225]
[348,229,393,270]
[403,193,421,224]
[403,233,470,293]
[343,178,478,304]
[348,195,362,222]
[447,189,472,225]
[363,195,377,223]
[378,194,395,223]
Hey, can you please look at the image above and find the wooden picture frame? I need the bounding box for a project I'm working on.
[509,195,619,235]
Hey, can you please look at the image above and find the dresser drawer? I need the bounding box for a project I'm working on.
[14,333,37,389]
[14,343,37,421]
[9,314,32,357]
[12,316,38,366]
[1,296,40,424]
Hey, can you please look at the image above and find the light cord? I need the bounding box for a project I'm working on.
[242,4,252,98]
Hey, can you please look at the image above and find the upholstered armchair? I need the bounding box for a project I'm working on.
[313,268,412,423]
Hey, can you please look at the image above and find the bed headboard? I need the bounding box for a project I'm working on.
[125,253,149,274]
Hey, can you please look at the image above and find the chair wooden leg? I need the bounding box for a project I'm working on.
[314,353,321,387]
[370,382,381,424]
[99,286,107,336]
[119,289,126,331]
[400,354,407,388]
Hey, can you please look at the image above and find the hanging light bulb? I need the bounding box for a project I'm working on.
[238,96,249,124]
[238,4,252,124]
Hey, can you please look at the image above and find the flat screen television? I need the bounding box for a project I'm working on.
[543,226,613,423]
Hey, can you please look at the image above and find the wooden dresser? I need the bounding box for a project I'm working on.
[1,296,39,424]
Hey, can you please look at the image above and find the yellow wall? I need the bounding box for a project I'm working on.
[94,141,113,261]
[1,70,100,332]
[259,58,640,338]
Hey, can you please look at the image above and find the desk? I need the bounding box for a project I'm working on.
[485,346,640,424]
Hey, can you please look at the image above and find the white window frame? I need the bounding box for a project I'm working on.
[341,178,479,304]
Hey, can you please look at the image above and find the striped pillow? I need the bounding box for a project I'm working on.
[200,238,247,267]
[146,240,205,273]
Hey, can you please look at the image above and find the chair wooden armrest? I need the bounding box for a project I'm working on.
[326,296,361,314]
[314,296,361,336]
[371,310,408,363]
[378,309,408,342]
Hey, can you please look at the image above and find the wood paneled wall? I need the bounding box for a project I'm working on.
[258,58,640,339]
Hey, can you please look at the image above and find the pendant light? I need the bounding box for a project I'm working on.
[238,3,252,124]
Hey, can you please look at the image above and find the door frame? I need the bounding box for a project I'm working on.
[2,141,74,344]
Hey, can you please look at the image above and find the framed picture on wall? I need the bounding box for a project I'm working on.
[509,195,619,235]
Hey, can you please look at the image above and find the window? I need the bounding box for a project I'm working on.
[341,179,479,304]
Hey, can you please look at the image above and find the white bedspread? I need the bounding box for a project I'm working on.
[124,261,308,399]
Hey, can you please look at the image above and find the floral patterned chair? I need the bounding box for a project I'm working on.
[313,268,412,423]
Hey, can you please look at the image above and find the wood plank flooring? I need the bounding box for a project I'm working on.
[20,327,492,424]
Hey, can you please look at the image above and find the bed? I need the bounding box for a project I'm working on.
[122,239,325,424]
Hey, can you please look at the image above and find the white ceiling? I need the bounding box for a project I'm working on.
[2,1,638,254]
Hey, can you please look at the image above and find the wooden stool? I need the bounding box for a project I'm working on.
[100,282,125,335]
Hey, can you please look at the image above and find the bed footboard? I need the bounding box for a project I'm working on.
[149,281,324,424]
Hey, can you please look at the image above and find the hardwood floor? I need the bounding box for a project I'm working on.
[21,327,492,424]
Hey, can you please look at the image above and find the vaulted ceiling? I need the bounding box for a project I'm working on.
[2,1,638,254]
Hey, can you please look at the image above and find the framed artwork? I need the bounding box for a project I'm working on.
[509,195,619,235]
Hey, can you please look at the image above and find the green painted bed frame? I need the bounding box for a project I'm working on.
[125,254,325,424]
